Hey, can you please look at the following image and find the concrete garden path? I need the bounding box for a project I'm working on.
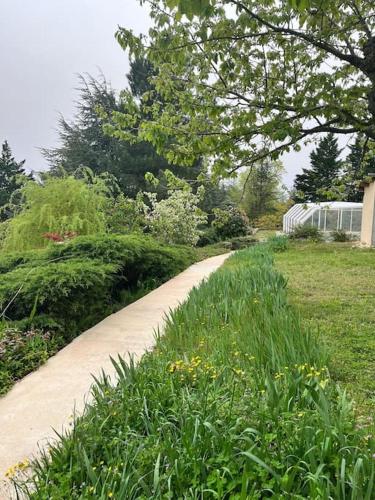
[0,253,230,488]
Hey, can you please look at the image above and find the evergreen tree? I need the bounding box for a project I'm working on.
[342,135,375,202]
[293,133,342,202]
[0,141,27,219]
[43,61,202,198]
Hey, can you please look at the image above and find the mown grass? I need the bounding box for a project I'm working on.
[275,241,375,414]
[16,243,375,498]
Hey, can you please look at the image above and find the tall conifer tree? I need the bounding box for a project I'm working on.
[0,141,26,219]
[293,133,342,202]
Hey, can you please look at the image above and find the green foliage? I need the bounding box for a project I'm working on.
[290,224,322,241]
[0,233,195,343]
[266,235,289,253]
[145,172,207,246]
[255,201,293,230]
[44,72,203,198]
[3,176,108,251]
[19,245,375,498]
[231,162,285,222]
[341,135,375,202]
[115,1,375,177]
[293,134,342,202]
[212,206,250,239]
[106,192,146,234]
[0,326,60,395]
[331,230,352,242]
[196,226,219,247]
[227,235,257,250]
[0,141,28,220]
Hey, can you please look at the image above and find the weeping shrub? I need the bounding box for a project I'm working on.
[3,177,108,251]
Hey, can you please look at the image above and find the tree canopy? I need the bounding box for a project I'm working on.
[114,0,375,177]
[231,161,285,220]
[44,64,202,198]
[0,141,27,220]
[342,134,375,201]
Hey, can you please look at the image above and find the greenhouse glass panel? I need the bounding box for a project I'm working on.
[282,202,363,234]
[318,210,324,230]
[341,210,352,231]
[304,215,313,226]
[351,210,362,232]
[325,210,339,230]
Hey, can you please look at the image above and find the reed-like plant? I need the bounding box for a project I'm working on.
[16,244,375,498]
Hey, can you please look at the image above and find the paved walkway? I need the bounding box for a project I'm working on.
[0,253,229,487]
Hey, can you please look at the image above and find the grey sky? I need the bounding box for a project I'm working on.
[0,0,344,188]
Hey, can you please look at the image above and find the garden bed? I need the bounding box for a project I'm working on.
[16,242,375,498]
[0,234,195,395]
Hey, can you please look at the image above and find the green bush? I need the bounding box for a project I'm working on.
[228,235,257,250]
[16,245,375,498]
[254,212,282,230]
[196,226,219,247]
[0,235,195,337]
[289,224,322,241]
[212,206,250,239]
[331,229,352,242]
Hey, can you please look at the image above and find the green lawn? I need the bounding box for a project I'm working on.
[275,241,375,414]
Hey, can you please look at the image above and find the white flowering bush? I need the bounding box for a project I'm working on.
[144,171,207,246]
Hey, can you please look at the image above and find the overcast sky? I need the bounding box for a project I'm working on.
[0,0,343,188]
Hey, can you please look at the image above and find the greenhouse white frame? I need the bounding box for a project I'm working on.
[283,202,363,234]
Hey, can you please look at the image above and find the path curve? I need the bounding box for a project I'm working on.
[0,253,229,488]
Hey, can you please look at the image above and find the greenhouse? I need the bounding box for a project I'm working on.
[283,202,363,234]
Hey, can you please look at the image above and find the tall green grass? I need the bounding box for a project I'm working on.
[18,244,375,498]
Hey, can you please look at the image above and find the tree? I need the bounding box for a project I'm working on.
[232,161,285,221]
[293,133,342,202]
[0,141,27,219]
[3,176,108,251]
[44,64,203,198]
[114,1,375,177]
[342,134,375,201]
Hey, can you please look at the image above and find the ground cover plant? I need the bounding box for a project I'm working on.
[275,241,375,414]
[16,243,375,498]
[0,326,60,396]
[0,234,195,394]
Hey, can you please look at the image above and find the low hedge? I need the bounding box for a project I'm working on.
[0,234,195,393]
[16,243,375,498]
[0,234,195,335]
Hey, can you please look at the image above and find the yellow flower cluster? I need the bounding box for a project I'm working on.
[168,356,218,381]
[5,458,30,478]
[233,368,246,378]
[274,364,330,389]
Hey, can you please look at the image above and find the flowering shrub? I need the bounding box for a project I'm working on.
[144,171,207,246]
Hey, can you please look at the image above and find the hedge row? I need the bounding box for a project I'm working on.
[0,235,195,393]
[17,243,375,498]
[0,234,195,335]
